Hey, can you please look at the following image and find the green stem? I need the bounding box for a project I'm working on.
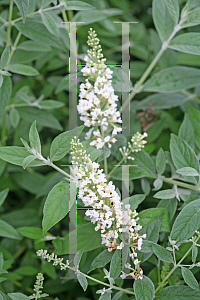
[181,90,200,105]
[1,110,7,145]
[157,259,161,284]
[49,161,74,181]
[161,177,200,192]
[122,23,182,112]
[154,237,199,294]
[12,4,63,23]
[59,0,68,23]
[172,247,176,265]
[0,16,7,23]
[6,0,13,47]
[67,9,74,21]
[107,146,132,179]
[13,245,26,260]
[5,31,21,68]
[107,157,124,179]
[6,103,33,110]
[66,265,135,296]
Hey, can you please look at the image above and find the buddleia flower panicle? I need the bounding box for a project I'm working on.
[77,28,122,150]
[29,273,48,300]
[36,249,68,270]
[70,135,147,279]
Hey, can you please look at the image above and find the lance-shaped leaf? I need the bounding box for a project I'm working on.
[41,12,58,37]
[29,121,41,154]
[13,0,29,23]
[152,0,175,42]
[77,273,88,291]
[0,147,44,167]
[50,125,84,161]
[151,242,173,263]
[7,64,39,76]
[181,267,199,290]
[22,155,36,169]
[0,46,10,68]
[134,275,155,300]
[0,189,9,207]
[42,181,69,234]
[170,134,199,171]
[143,66,200,93]
[165,0,179,24]
[170,199,200,242]
[155,286,200,299]
[169,33,200,56]
[0,220,21,240]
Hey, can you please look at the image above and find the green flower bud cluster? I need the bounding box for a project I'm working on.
[36,249,69,270]
[87,28,106,65]
[70,136,91,166]
[119,132,148,162]
[29,272,49,300]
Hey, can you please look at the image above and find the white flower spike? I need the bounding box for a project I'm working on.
[77,28,122,149]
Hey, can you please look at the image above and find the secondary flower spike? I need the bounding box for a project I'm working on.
[70,135,147,279]
[77,28,122,149]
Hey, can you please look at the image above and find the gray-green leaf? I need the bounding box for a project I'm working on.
[77,273,88,291]
[179,113,195,149]
[155,285,200,299]
[41,12,58,37]
[165,0,179,24]
[0,46,10,68]
[9,107,20,128]
[109,250,122,278]
[170,134,199,172]
[13,0,29,23]
[169,33,200,55]
[134,93,190,110]
[154,189,175,199]
[0,74,3,88]
[143,66,200,93]
[29,121,41,154]
[151,242,173,263]
[181,267,199,290]
[7,64,39,76]
[90,250,113,272]
[0,189,9,207]
[187,104,200,150]
[134,275,155,300]
[74,248,84,267]
[42,181,69,234]
[0,219,21,240]
[8,293,30,300]
[176,167,199,177]
[66,1,95,10]
[181,8,200,29]
[123,194,146,210]
[39,100,64,109]
[22,155,36,169]
[170,199,200,242]
[0,146,44,167]
[50,125,84,161]
[156,148,166,174]
[0,77,12,118]
[152,0,175,42]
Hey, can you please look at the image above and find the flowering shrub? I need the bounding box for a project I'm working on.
[1,1,200,300]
